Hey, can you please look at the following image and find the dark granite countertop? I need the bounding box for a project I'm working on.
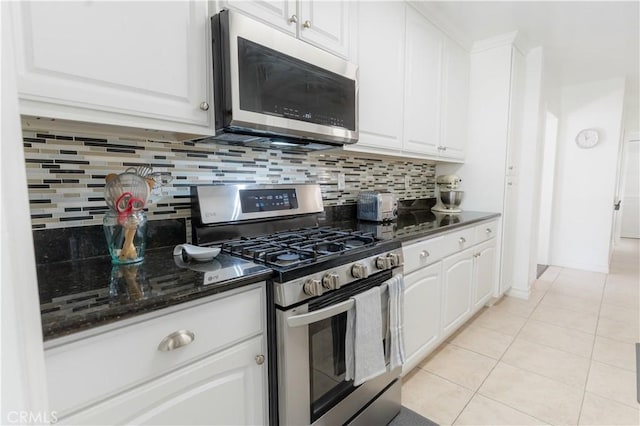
[37,247,272,341]
[36,205,499,342]
[321,208,500,243]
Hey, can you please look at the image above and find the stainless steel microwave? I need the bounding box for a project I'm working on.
[210,9,359,150]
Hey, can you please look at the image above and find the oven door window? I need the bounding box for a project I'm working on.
[309,312,352,422]
[308,294,389,422]
[237,37,356,131]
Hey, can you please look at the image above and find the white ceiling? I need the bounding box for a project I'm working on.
[425,1,639,104]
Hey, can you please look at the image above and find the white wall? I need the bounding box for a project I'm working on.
[537,112,559,265]
[512,47,544,296]
[549,77,626,272]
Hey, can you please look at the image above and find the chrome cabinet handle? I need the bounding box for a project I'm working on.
[507,181,513,186]
[459,237,466,244]
[199,101,209,111]
[420,250,429,259]
[158,330,195,352]
[508,165,514,170]
[303,20,312,29]
[289,14,298,23]
[255,354,265,365]
[485,228,492,234]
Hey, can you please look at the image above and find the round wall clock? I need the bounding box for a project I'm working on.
[575,128,599,149]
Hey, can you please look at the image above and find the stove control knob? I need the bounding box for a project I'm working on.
[387,253,402,267]
[303,279,323,297]
[322,272,341,290]
[375,256,393,270]
[351,263,369,279]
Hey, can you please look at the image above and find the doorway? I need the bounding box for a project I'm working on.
[620,136,640,238]
[536,111,559,277]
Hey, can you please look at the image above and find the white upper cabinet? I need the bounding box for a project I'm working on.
[440,37,470,160]
[402,5,443,157]
[10,1,213,138]
[298,1,350,58]
[218,0,298,35]
[350,1,405,152]
[222,0,350,58]
[345,2,470,161]
[506,49,525,176]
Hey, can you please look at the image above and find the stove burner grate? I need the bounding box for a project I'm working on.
[219,226,379,268]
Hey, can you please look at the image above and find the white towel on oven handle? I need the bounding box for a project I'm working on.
[345,286,386,386]
[386,274,405,370]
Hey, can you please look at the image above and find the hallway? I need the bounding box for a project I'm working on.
[402,238,639,425]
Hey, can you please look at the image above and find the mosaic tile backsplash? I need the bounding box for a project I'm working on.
[23,130,436,229]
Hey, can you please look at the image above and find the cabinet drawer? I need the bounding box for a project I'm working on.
[440,227,476,258]
[45,286,265,417]
[475,220,499,244]
[403,235,445,274]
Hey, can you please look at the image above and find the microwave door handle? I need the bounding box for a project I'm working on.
[286,283,389,328]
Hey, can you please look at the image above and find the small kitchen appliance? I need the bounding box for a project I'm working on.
[190,184,403,426]
[432,174,464,213]
[357,191,398,222]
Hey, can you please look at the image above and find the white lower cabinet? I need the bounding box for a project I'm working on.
[441,247,474,335]
[46,285,268,426]
[401,220,498,376]
[402,262,442,375]
[62,336,266,425]
[473,240,497,309]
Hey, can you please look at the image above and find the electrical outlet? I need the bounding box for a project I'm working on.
[404,175,411,189]
[337,173,346,191]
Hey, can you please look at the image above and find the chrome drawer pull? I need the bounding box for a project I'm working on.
[420,250,429,259]
[158,330,195,352]
[485,228,492,234]
[255,354,265,365]
[303,20,312,29]
[289,14,298,23]
[459,237,466,244]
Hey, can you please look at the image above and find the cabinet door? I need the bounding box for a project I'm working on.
[506,48,525,176]
[402,262,442,375]
[402,6,442,156]
[441,248,474,335]
[440,37,469,160]
[500,177,519,294]
[221,0,297,36]
[473,240,497,308]
[298,0,350,58]
[11,1,212,132]
[352,1,405,151]
[62,336,267,426]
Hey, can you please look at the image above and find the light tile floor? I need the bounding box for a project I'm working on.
[402,238,640,425]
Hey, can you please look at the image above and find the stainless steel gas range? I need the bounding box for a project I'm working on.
[191,184,403,426]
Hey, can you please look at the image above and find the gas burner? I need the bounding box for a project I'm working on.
[277,253,301,264]
[310,242,344,254]
[344,239,365,248]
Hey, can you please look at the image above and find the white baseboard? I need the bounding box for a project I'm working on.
[508,287,532,300]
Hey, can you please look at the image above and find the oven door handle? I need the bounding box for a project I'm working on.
[287,300,354,327]
[286,283,389,328]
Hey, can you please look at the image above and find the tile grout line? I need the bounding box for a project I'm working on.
[450,274,553,425]
[576,262,609,425]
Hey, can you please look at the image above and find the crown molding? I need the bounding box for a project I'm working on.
[407,1,473,51]
[471,30,532,55]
